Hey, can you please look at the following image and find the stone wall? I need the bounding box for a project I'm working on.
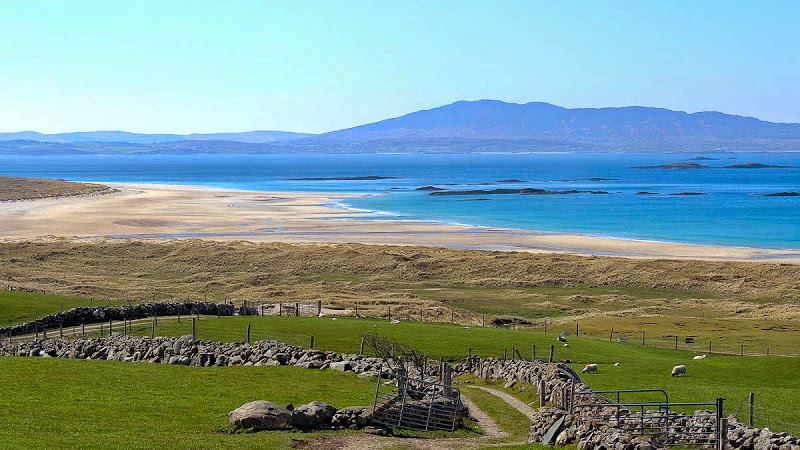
[0,302,235,337]
[0,335,796,448]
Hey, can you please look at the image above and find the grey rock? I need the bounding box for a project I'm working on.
[229,400,291,431]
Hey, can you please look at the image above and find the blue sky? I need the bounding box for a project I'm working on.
[1,1,798,134]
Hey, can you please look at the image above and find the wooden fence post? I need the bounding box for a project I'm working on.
[576,322,578,336]
[511,346,516,361]
[503,347,507,361]
[675,336,678,350]
[512,316,516,330]
[482,312,485,327]
[178,309,181,323]
[549,344,554,363]
[310,335,315,349]
[60,322,63,338]
[247,323,251,344]
[388,305,391,320]
[642,331,645,346]
[749,392,755,427]
[610,327,614,341]
[295,302,299,317]
[354,304,357,317]
[109,320,113,335]
[191,317,196,340]
[532,344,536,361]
[317,300,322,316]
[544,318,547,334]
[709,340,712,354]
[451,309,454,324]
[740,344,744,356]
[359,336,365,355]
[279,303,282,316]
[151,318,155,339]
[420,309,423,322]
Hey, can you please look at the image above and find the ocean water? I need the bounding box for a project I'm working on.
[0,153,798,250]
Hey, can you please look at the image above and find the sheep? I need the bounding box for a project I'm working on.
[582,363,598,374]
[692,354,707,360]
[614,363,621,367]
[563,343,569,347]
[671,365,687,377]
[557,335,568,343]
[390,319,401,325]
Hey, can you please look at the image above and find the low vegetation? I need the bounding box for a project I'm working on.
[0,176,114,201]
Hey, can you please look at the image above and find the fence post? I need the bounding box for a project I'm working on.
[709,340,712,354]
[716,397,724,450]
[360,336,365,355]
[503,347,507,361]
[295,302,299,317]
[191,317,196,340]
[749,392,755,427]
[60,322,63,338]
[539,380,547,407]
[82,324,85,338]
[151,318,155,339]
[544,318,547,334]
[420,309,423,322]
[354,304,357,317]
[610,327,613,341]
[766,347,770,356]
[178,309,181,323]
[511,346,516,361]
[675,336,678,350]
[443,363,453,397]
[279,303,282,316]
[532,344,536,361]
[576,322,578,336]
[451,309,454,324]
[388,305,391,320]
[317,300,322,316]
[642,331,645,346]
[247,323,251,344]
[310,335,315,349]
[549,344,554,363]
[482,312,485,327]
[109,320,113,335]
[719,417,728,450]
[740,344,744,356]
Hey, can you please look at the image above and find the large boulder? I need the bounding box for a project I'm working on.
[289,401,338,429]
[229,400,291,431]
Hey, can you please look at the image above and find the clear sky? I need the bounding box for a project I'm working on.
[1,0,798,134]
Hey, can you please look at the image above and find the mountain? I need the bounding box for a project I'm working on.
[0,130,314,144]
[2,100,800,154]
[318,100,800,150]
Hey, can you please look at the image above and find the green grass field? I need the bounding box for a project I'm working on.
[0,289,127,326]
[121,315,800,434]
[0,357,378,448]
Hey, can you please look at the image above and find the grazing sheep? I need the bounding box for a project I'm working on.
[582,363,598,374]
[692,354,707,360]
[390,319,401,325]
[557,335,568,343]
[614,363,621,367]
[671,365,687,377]
[563,343,569,347]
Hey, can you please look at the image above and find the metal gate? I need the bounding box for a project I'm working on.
[371,370,463,432]
[572,388,723,447]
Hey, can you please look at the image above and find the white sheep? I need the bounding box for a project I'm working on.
[671,365,687,377]
[614,362,621,367]
[563,343,569,347]
[390,319,400,325]
[692,354,707,360]
[557,335,568,343]
[582,363,598,374]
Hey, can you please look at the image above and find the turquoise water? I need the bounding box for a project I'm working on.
[0,153,798,249]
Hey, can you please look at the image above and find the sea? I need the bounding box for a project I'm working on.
[1,152,798,250]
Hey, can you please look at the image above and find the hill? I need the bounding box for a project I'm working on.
[3,100,800,153]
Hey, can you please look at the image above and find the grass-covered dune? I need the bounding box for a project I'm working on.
[2,240,800,355]
[0,175,114,202]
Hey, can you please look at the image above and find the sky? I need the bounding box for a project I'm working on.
[1,0,799,134]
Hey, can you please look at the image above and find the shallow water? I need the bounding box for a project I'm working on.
[1,152,798,249]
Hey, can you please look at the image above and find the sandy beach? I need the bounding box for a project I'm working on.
[0,182,797,261]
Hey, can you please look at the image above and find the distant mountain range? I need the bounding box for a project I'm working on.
[3,100,800,154]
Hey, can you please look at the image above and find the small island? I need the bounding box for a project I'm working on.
[287,176,401,181]
[758,192,800,197]
[430,188,610,196]
[670,192,707,196]
[633,161,794,170]
[415,185,447,191]
[496,179,528,183]
[635,191,660,195]
[687,156,718,161]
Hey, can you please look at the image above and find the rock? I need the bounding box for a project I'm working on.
[229,400,291,431]
[363,425,389,436]
[289,401,338,429]
[504,380,517,389]
[329,361,351,372]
